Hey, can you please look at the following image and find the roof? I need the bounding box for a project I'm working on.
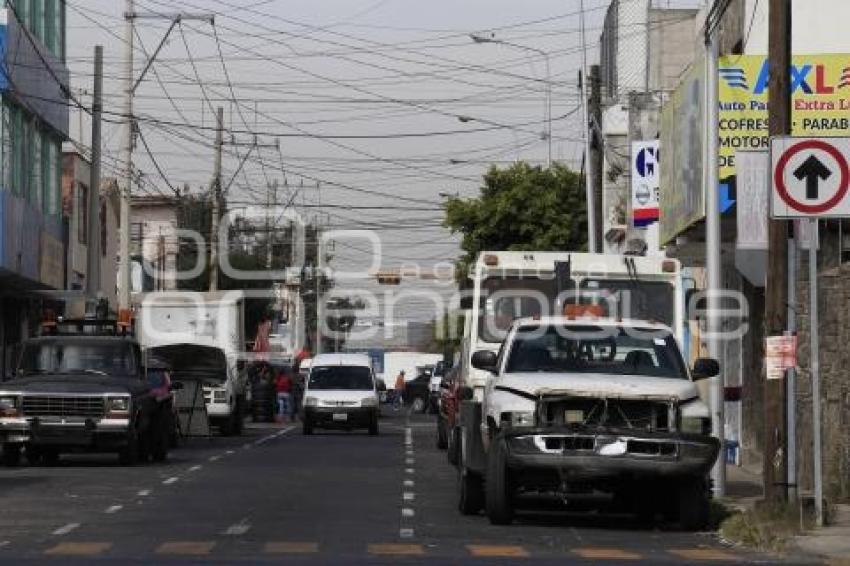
[512,316,674,333]
[311,353,372,367]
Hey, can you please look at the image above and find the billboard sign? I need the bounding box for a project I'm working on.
[631,140,660,227]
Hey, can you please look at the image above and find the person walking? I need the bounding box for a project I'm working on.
[393,370,406,411]
[275,368,293,424]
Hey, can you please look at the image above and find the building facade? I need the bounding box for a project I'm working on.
[0,0,68,374]
[130,194,179,292]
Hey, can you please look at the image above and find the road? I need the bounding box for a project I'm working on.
[0,410,790,564]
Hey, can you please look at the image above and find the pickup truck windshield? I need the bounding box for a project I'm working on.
[308,366,373,390]
[18,342,138,378]
[506,325,687,380]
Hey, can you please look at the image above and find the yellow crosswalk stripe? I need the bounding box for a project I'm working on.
[466,544,529,558]
[155,541,215,555]
[44,542,112,556]
[573,547,642,560]
[264,542,319,554]
[368,543,425,556]
[669,548,740,561]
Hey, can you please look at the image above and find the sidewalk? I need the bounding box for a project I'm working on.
[723,463,850,562]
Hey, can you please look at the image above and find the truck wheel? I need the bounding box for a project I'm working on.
[411,396,426,413]
[447,426,460,466]
[2,444,21,467]
[118,432,140,466]
[677,477,709,531]
[43,449,60,467]
[485,438,515,525]
[457,464,484,515]
[25,446,43,466]
[436,416,448,450]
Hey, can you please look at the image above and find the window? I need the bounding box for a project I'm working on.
[77,183,88,244]
[130,222,144,246]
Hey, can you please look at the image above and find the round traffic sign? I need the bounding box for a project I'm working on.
[774,140,850,214]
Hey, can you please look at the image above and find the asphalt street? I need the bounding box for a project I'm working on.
[0,409,796,564]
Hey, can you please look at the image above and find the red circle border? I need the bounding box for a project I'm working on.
[774,139,850,214]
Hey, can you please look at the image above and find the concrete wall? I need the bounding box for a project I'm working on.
[795,260,850,503]
[130,197,179,291]
[648,8,699,93]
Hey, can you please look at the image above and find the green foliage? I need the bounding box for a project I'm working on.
[443,162,587,282]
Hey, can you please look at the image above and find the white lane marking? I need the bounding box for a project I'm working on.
[52,523,80,536]
[105,505,123,514]
[0,541,9,548]
[403,492,415,502]
[242,443,252,449]
[405,458,415,465]
[137,489,151,497]
[405,468,414,474]
[226,450,235,455]
[403,479,414,487]
[222,518,251,536]
[188,465,202,473]
[399,528,414,538]
[209,455,220,462]
[162,477,179,485]
[401,508,415,518]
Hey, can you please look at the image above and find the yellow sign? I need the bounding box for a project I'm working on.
[719,54,850,181]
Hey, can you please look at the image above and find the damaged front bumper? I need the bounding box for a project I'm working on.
[504,427,720,479]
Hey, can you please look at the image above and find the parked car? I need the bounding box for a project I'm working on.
[0,318,174,466]
[402,370,433,413]
[302,354,379,435]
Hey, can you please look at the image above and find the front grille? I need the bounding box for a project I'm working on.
[541,397,673,432]
[22,396,105,419]
[544,435,595,451]
[627,439,677,456]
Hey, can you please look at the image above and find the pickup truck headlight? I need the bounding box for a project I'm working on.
[106,396,130,415]
[361,396,378,407]
[680,416,711,435]
[304,396,318,407]
[0,395,19,417]
[500,411,535,428]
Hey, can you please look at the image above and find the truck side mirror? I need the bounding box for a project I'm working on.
[471,350,498,373]
[692,358,720,381]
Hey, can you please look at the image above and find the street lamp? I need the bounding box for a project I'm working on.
[469,33,552,167]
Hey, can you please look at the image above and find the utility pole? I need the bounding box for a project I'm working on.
[118,7,214,306]
[86,45,103,303]
[209,107,224,292]
[764,0,791,504]
[589,64,604,252]
[579,0,597,252]
[118,0,134,310]
[266,180,277,270]
[315,224,323,356]
[705,14,725,497]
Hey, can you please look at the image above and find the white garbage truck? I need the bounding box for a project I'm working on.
[135,291,249,436]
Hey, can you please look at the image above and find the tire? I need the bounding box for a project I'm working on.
[43,449,60,467]
[411,396,426,413]
[485,438,515,525]
[25,445,43,466]
[677,477,710,531]
[447,426,460,466]
[302,416,314,435]
[2,444,22,467]
[436,416,448,450]
[457,464,485,515]
[118,431,140,466]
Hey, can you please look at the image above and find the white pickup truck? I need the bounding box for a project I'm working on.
[456,315,720,530]
[135,291,248,436]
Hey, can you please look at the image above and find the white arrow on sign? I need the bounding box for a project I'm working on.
[771,137,850,219]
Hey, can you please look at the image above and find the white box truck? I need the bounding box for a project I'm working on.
[135,291,248,436]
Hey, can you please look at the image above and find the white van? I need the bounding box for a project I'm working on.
[302,354,379,436]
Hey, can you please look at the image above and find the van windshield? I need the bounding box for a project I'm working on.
[308,366,373,390]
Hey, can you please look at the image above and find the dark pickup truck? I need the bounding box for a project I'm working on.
[0,334,175,466]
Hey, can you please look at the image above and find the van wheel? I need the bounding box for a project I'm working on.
[457,464,484,515]
[436,416,448,449]
[411,396,426,413]
[677,477,710,531]
[2,444,21,467]
[485,438,515,525]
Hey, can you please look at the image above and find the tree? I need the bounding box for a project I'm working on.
[443,162,587,281]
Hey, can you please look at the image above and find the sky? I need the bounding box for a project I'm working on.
[65,0,702,321]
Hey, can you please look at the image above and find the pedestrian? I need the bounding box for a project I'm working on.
[393,370,406,411]
[275,368,293,424]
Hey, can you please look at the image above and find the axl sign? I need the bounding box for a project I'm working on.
[771,137,850,218]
